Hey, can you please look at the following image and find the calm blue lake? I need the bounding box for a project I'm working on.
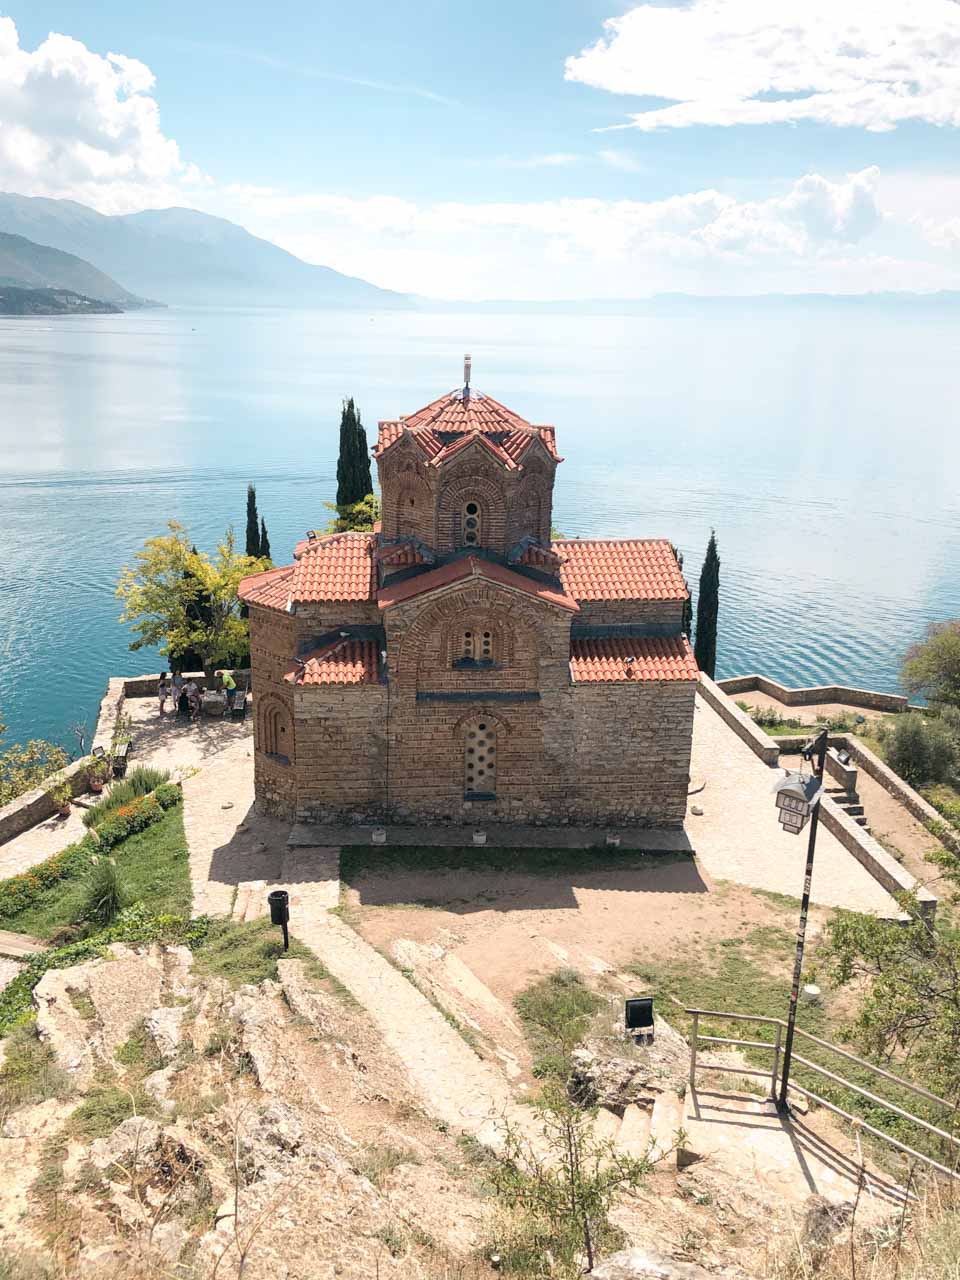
[1,305,958,750]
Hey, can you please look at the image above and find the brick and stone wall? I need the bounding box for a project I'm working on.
[294,685,388,822]
[570,681,695,826]
[571,599,686,631]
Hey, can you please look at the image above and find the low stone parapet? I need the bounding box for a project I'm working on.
[718,673,908,714]
[818,794,937,920]
[0,756,92,846]
[697,674,780,765]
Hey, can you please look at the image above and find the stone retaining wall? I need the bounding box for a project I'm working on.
[697,674,780,765]
[0,757,92,845]
[718,673,908,714]
[818,795,937,919]
[119,669,250,698]
[700,681,939,918]
[777,732,960,864]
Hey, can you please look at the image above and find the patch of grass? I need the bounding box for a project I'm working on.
[1,806,190,941]
[0,1250,56,1280]
[65,1084,157,1141]
[514,969,604,1081]
[750,886,803,911]
[353,1143,421,1186]
[67,989,96,1021]
[340,844,690,884]
[191,916,327,988]
[0,1019,72,1116]
[115,1020,162,1074]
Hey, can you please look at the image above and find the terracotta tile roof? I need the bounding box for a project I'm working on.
[239,533,376,611]
[238,565,295,610]
[375,388,562,470]
[377,555,579,613]
[554,539,688,603]
[570,635,699,683]
[285,638,380,686]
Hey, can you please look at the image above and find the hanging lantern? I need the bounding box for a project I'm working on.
[772,772,823,834]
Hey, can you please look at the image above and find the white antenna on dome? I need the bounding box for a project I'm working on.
[463,353,472,395]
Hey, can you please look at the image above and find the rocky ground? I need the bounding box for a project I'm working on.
[0,938,910,1280]
[1,944,490,1279]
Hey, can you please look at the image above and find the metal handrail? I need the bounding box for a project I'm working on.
[685,1006,960,1182]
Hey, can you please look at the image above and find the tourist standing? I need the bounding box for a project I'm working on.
[218,669,237,711]
[158,672,171,715]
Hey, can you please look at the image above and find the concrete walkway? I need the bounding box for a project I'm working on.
[688,697,898,916]
[291,908,538,1150]
[0,807,88,880]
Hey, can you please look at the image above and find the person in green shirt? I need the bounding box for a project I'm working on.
[217,669,238,710]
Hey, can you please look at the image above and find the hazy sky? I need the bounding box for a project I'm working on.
[3,1,960,299]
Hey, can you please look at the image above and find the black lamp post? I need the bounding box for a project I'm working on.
[773,728,828,1113]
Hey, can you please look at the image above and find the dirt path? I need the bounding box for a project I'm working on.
[291,909,538,1151]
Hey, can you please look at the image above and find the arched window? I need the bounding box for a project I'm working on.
[464,719,497,798]
[460,500,482,547]
[259,697,293,765]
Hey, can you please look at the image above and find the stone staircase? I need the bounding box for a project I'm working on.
[590,1090,685,1166]
[828,787,867,827]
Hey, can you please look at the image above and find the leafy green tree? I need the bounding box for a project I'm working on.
[491,1082,655,1276]
[245,484,261,558]
[320,493,381,534]
[826,896,960,1106]
[886,713,957,785]
[694,530,720,678]
[0,719,69,807]
[259,517,271,563]
[335,397,372,507]
[117,522,266,676]
[901,621,960,709]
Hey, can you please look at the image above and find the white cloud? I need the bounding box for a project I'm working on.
[566,0,960,132]
[221,168,890,297]
[0,16,204,211]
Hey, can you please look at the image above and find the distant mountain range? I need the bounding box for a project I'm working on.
[2,191,958,315]
[0,193,409,310]
[0,230,151,307]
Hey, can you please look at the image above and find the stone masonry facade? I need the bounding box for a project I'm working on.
[240,366,699,828]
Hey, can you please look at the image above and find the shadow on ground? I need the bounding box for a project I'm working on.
[342,849,710,914]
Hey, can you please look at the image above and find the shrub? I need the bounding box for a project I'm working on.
[94,784,181,851]
[44,779,72,811]
[77,859,128,929]
[82,766,171,828]
[514,969,604,1080]
[886,714,957,786]
[0,838,97,924]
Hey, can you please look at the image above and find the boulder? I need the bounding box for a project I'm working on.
[33,964,97,1085]
[145,1005,186,1062]
[592,1247,751,1279]
[87,946,163,1055]
[570,1016,689,1111]
[88,1117,161,1172]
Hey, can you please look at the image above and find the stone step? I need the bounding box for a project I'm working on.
[233,880,267,923]
[649,1091,685,1165]
[592,1106,622,1147]
[0,928,44,959]
[616,1102,651,1158]
[280,848,341,912]
[837,802,865,817]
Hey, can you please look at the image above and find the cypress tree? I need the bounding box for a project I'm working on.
[694,531,720,679]
[245,484,261,557]
[336,398,372,507]
[259,517,271,562]
[671,545,693,638]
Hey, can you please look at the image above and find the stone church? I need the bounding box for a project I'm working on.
[239,363,698,827]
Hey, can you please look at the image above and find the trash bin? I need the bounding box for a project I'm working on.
[268,889,289,926]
